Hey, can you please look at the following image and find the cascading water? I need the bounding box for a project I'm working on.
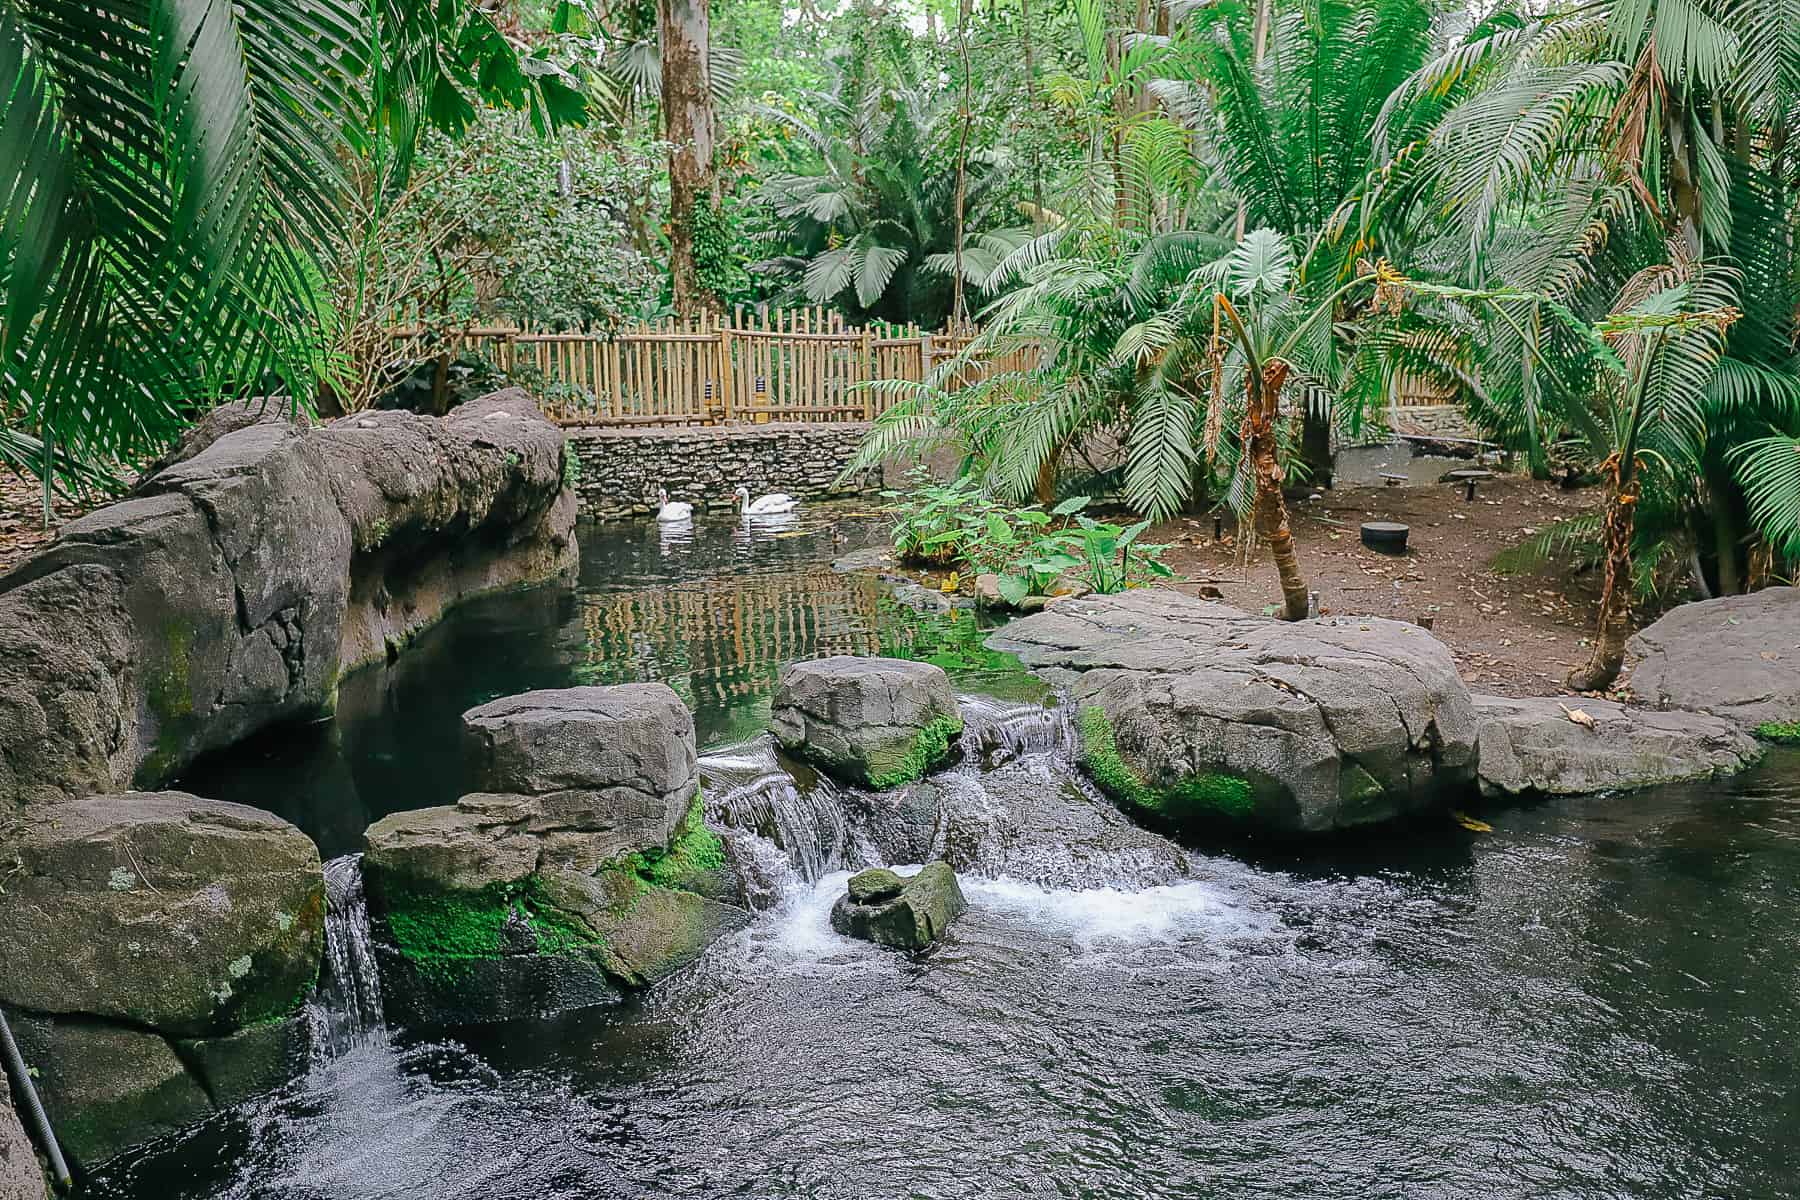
[310,854,386,1058]
[955,693,1076,768]
[699,740,878,903]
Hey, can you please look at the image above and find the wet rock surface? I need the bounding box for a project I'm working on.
[991,591,1479,835]
[1474,696,1763,797]
[0,792,322,1167]
[362,684,745,1025]
[0,1071,45,1200]
[1627,588,1800,730]
[830,862,968,950]
[771,656,964,789]
[0,390,576,806]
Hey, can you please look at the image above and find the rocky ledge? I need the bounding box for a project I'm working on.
[1474,696,1763,797]
[771,656,964,789]
[0,793,323,1167]
[362,684,747,1025]
[1627,587,1799,736]
[830,863,968,950]
[0,390,577,807]
[990,591,1479,836]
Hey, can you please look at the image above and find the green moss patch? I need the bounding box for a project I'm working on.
[867,715,964,790]
[1754,721,1800,745]
[618,792,726,891]
[379,875,605,981]
[1077,706,1255,824]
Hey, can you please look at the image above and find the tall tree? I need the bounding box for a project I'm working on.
[661,0,721,317]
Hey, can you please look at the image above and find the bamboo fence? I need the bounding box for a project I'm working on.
[390,307,1034,426]
[392,306,1452,426]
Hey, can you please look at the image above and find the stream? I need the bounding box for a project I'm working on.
[86,504,1800,1199]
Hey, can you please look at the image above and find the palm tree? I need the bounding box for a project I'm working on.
[1357,0,1800,594]
[1,0,585,501]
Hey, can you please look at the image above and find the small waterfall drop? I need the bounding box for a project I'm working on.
[311,854,386,1057]
[955,694,1076,768]
[700,740,876,902]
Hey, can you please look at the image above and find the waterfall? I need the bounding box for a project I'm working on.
[311,854,386,1057]
[955,694,1076,769]
[699,739,880,901]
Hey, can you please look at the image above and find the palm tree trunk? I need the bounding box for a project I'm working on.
[661,0,720,319]
[1250,362,1310,621]
[1567,468,1639,691]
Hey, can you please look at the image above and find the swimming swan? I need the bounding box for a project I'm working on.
[734,485,798,515]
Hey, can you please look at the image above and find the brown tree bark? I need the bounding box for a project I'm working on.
[1567,468,1639,691]
[661,0,720,318]
[1249,362,1311,621]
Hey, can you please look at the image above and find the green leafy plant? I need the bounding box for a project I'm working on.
[1064,511,1176,595]
[882,467,992,565]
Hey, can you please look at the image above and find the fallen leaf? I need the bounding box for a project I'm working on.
[1452,811,1493,833]
[1558,702,1598,731]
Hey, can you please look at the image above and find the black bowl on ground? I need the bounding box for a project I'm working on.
[1360,521,1410,553]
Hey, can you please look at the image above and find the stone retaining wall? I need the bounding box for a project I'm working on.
[566,423,883,520]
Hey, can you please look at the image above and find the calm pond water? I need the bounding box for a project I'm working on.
[99,506,1800,1199]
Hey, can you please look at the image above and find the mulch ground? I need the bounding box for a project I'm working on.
[1149,474,1660,699]
[0,469,98,574]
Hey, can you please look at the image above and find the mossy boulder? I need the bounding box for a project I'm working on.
[363,684,746,1025]
[830,862,968,950]
[993,591,1479,836]
[770,656,964,789]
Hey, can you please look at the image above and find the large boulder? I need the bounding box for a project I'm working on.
[0,390,576,807]
[1474,696,1763,797]
[0,793,323,1167]
[829,862,968,950]
[770,657,964,789]
[990,591,1479,835]
[1627,588,1800,733]
[362,684,746,1025]
[0,1072,46,1200]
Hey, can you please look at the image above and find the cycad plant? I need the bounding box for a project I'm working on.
[1,0,585,500]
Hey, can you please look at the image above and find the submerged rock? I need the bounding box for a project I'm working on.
[0,390,576,807]
[0,792,323,1167]
[770,656,964,789]
[362,683,746,1025]
[991,591,1479,836]
[1473,696,1762,797]
[1627,588,1800,731]
[830,863,968,950]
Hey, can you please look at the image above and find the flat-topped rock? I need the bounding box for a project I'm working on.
[1627,588,1800,730]
[363,683,744,1025]
[770,656,964,789]
[990,591,1479,835]
[830,862,968,950]
[1474,696,1763,797]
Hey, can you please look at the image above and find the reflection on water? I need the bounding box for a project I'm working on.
[177,504,1010,858]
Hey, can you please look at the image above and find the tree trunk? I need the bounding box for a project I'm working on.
[1235,0,1272,240]
[1034,448,1060,505]
[1250,362,1310,621]
[1567,471,1639,691]
[661,0,719,319]
[949,0,973,321]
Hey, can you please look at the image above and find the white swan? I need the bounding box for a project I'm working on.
[655,486,693,522]
[734,485,798,516]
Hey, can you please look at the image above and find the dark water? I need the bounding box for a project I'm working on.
[105,507,1800,1199]
[178,505,1006,859]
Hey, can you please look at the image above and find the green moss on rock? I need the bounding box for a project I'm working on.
[1755,720,1800,745]
[867,715,964,790]
[1077,705,1255,825]
[379,875,606,981]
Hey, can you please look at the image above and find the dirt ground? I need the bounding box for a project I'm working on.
[1149,473,1643,698]
[0,469,96,574]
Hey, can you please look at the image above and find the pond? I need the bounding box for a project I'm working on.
[94,506,1800,1199]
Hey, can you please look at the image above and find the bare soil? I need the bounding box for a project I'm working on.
[1149,474,1664,699]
